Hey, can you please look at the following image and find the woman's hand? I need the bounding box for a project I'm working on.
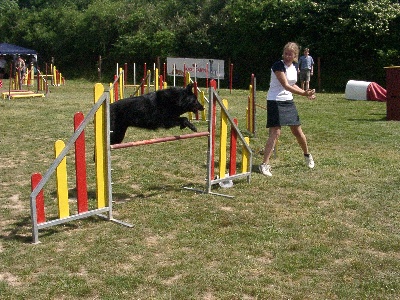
[305,89,316,100]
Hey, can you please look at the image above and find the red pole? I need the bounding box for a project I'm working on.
[141,63,147,94]
[229,119,238,176]
[211,96,217,179]
[111,131,209,150]
[140,77,145,95]
[247,95,251,131]
[31,173,46,224]
[163,63,166,83]
[159,75,163,90]
[210,79,217,91]
[74,112,88,213]
[194,81,199,120]
[183,64,186,87]
[206,63,209,89]
[114,74,119,101]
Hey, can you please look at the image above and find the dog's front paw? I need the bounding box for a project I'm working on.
[180,117,197,132]
[187,122,198,132]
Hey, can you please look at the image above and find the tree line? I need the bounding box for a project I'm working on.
[1,0,399,91]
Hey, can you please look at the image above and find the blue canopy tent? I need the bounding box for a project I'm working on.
[0,43,46,97]
[0,43,37,56]
[0,43,38,79]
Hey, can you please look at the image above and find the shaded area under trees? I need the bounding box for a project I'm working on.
[0,0,399,91]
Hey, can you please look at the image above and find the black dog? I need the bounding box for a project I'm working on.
[109,84,204,145]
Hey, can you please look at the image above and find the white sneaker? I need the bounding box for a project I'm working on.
[304,154,315,169]
[259,163,272,177]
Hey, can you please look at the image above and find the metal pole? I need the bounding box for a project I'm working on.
[105,93,113,220]
[206,87,214,193]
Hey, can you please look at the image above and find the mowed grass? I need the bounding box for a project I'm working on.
[0,79,399,299]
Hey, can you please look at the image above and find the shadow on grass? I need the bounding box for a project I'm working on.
[112,184,189,202]
[0,188,135,244]
[7,183,216,244]
[348,112,387,122]
[64,185,199,202]
[0,216,112,244]
[348,117,387,122]
[0,216,34,243]
[0,215,96,244]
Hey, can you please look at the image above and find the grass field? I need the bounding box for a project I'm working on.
[0,79,399,299]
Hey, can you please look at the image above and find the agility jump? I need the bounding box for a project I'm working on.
[29,73,252,243]
[109,82,252,196]
[29,73,132,244]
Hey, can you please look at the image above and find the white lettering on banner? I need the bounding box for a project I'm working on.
[167,57,225,79]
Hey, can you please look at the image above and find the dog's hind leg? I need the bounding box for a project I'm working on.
[110,127,128,145]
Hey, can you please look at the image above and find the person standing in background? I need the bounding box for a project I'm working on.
[16,55,26,75]
[298,48,314,91]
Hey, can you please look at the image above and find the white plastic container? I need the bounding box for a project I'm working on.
[345,80,371,100]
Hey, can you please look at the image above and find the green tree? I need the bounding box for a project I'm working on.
[2,0,399,89]
[0,0,23,44]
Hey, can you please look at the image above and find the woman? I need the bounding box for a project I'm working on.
[259,42,315,177]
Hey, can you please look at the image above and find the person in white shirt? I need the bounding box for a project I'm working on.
[259,42,316,177]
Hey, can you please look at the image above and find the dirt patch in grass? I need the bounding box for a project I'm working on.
[0,272,22,287]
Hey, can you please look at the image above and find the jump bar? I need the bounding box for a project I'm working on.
[110,131,210,150]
